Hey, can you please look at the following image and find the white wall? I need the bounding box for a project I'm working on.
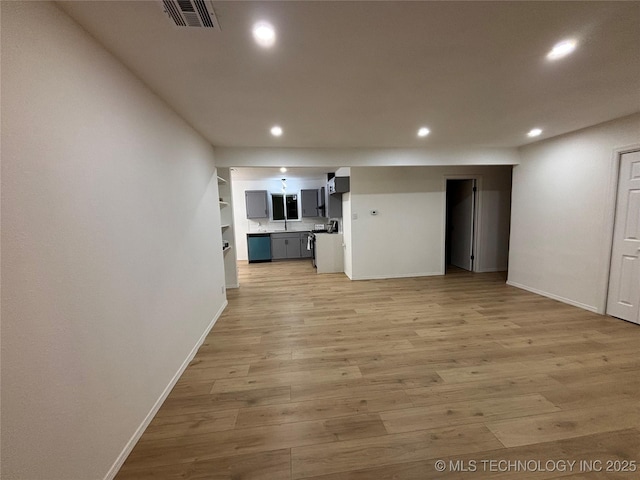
[348,166,512,280]
[508,113,640,313]
[1,3,227,479]
[477,174,513,273]
[342,193,353,278]
[215,146,519,168]
[231,176,327,260]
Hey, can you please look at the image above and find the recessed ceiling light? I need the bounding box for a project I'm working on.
[270,125,283,137]
[280,167,287,173]
[417,127,430,137]
[547,39,577,60]
[527,128,543,137]
[252,21,276,48]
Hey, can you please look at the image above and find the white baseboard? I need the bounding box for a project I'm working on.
[104,300,228,480]
[475,267,507,273]
[226,283,239,289]
[352,271,442,281]
[506,281,598,313]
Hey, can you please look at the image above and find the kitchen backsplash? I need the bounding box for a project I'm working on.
[247,218,327,233]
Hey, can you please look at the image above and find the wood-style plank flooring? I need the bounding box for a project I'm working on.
[116,261,640,479]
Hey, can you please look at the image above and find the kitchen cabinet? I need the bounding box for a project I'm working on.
[326,190,342,218]
[318,178,346,218]
[301,189,319,217]
[328,176,350,194]
[271,232,302,259]
[317,187,326,218]
[245,190,268,219]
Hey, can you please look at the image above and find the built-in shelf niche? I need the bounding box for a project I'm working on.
[217,167,238,289]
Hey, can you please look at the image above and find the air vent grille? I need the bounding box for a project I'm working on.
[194,0,214,27]
[161,0,220,29]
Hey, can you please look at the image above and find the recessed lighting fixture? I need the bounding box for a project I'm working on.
[252,21,276,48]
[547,39,577,60]
[280,167,287,173]
[527,128,543,137]
[417,127,430,137]
[270,125,283,137]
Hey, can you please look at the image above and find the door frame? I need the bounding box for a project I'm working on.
[602,144,640,315]
[442,175,483,274]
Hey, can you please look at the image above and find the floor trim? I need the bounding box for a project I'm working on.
[104,300,228,480]
[352,271,442,280]
[506,280,598,313]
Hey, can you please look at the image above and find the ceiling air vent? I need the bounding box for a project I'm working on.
[162,0,220,28]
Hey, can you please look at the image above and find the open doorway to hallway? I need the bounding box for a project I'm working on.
[443,169,512,278]
[446,178,477,273]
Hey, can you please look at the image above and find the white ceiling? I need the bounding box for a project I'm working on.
[59,1,640,148]
[230,167,333,181]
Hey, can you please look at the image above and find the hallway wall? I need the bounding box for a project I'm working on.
[347,166,512,280]
[509,113,640,313]
[1,2,227,479]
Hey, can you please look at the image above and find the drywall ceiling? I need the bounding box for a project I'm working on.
[59,1,640,148]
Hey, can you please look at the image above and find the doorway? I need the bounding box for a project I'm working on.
[445,179,477,272]
[606,149,640,324]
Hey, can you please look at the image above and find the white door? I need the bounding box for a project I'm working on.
[607,150,640,324]
[449,179,475,271]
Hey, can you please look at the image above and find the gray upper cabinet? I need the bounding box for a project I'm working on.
[301,189,319,217]
[327,192,342,218]
[245,190,268,218]
[328,177,350,194]
[318,187,326,218]
[319,181,343,218]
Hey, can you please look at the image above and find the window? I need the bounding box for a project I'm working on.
[286,194,299,219]
[271,194,299,220]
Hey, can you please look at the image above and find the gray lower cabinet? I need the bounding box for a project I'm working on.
[245,190,268,219]
[271,232,308,259]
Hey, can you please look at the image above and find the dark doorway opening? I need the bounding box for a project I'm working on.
[445,179,477,272]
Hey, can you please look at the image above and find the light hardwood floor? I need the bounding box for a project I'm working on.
[116,260,640,479]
